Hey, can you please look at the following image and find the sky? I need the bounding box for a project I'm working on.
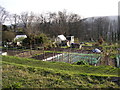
[0,0,119,18]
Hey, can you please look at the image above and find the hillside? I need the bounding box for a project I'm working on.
[2,56,120,89]
[84,16,118,21]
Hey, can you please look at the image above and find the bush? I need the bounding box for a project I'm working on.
[98,37,104,45]
[76,61,88,65]
[22,33,51,48]
[35,33,49,44]
[2,31,16,42]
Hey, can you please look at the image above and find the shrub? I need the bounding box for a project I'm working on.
[22,33,51,48]
[2,31,16,42]
[76,60,89,65]
[98,37,104,45]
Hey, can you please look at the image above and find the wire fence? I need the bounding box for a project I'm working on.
[50,53,101,65]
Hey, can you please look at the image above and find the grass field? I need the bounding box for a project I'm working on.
[2,56,120,88]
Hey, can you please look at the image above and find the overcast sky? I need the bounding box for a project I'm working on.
[0,0,119,18]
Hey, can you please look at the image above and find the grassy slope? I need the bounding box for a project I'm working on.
[2,56,120,88]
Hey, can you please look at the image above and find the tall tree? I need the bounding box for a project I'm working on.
[0,6,8,24]
[9,14,20,32]
[0,6,9,46]
[118,16,120,42]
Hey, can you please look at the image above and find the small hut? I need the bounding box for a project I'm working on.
[55,35,67,46]
[14,35,27,46]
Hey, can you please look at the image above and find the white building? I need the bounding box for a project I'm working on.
[55,35,67,45]
[14,35,27,46]
[66,36,74,44]
[55,35,74,47]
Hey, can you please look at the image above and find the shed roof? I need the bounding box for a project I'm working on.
[57,35,66,41]
[15,35,27,39]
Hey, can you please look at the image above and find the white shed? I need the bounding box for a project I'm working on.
[14,35,27,46]
[66,36,74,44]
[55,35,67,44]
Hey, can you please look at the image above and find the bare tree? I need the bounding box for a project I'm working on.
[0,6,8,24]
[20,12,29,29]
[20,12,43,53]
[0,6,9,48]
[0,6,8,34]
[118,16,120,42]
[8,14,20,32]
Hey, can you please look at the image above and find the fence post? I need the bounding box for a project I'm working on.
[43,47,45,60]
[52,48,55,61]
[62,53,63,62]
[70,48,72,63]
